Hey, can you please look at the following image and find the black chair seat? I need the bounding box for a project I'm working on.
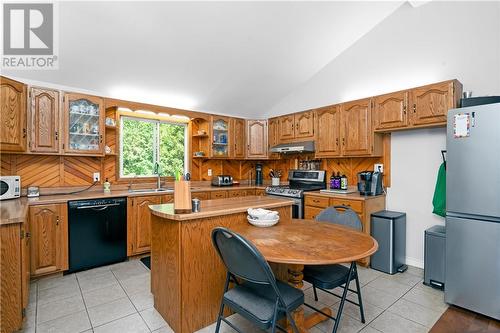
[224,280,304,326]
[304,264,357,290]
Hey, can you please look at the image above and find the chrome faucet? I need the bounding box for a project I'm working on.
[154,162,161,189]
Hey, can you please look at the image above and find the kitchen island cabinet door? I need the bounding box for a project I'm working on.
[0,76,27,152]
[210,190,228,200]
[29,204,68,277]
[294,110,315,139]
[128,196,161,255]
[373,91,408,131]
[192,192,210,200]
[409,80,461,127]
[315,106,341,157]
[341,98,373,156]
[29,87,60,153]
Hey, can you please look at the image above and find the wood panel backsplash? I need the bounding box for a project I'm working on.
[1,135,390,188]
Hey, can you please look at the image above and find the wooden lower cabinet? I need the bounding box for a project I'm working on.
[304,193,386,266]
[228,189,247,198]
[255,189,266,196]
[192,191,210,200]
[0,221,30,333]
[210,190,228,199]
[127,195,163,256]
[29,204,68,277]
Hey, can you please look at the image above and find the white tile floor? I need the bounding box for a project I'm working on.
[21,260,447,333]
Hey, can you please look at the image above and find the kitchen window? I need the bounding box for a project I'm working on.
[119,116,188,178]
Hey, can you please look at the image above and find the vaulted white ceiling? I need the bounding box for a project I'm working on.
[5,1,404,118]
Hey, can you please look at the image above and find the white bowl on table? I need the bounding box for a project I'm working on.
[247,208,279,220]
[247,215,280,227]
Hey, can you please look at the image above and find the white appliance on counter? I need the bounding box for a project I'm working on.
[0,175,21,200]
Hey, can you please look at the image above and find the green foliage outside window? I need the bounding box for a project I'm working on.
[121,117,185,177]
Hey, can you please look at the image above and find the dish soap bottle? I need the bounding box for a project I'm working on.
[340,174,348,190]
[103,178,111,193]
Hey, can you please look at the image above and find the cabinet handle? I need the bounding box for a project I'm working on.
[342,138,345,146]
[55,131,59,141]
[100,134,103,143]
[336,138,339,146]
[56,216,60,226]
[22,128,26,138]
[403,105,407,114]
[413,104,416,113]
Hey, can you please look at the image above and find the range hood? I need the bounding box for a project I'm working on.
[269,141,315,154]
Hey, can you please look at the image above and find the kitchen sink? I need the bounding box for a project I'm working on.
[128,188,174,194]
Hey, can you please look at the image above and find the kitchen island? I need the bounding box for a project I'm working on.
[149,196,294,333]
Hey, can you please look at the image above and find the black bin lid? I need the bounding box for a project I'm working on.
[425,225,446,237]
[371,210,406,220]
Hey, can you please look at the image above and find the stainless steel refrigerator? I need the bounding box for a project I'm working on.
[445,102,500,320]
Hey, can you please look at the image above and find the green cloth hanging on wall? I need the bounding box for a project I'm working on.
[432,162,446,217]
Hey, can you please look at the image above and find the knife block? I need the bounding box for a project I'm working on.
[174,180,192,214]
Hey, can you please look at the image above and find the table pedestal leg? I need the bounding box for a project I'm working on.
[285,265,331,333]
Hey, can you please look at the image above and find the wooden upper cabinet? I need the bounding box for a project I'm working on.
[63,93,104,155]
[294,110,314,139]
[0,76,27,152]
[231,118,246,158]
[409,80,462,127]
[29,204,68,276]
[374,91,408,131]
[268,117,280,158]
[341,98,373,156]
[247,120,268,159]
[315,106,341,157]
[129,195,161,255]
[211,115,230,158]
[29,87,60,153]
[279,115,295,141]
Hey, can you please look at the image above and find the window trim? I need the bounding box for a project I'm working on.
[119,115,188,179]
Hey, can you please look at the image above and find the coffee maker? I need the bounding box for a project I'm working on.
[255,163,263,185]
[357,171,383,196]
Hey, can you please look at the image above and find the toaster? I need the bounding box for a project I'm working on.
[211,175,233,186]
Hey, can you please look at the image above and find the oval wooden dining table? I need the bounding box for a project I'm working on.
[232,219,378,333]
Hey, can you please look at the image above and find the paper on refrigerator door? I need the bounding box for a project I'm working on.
[453,113,470,138]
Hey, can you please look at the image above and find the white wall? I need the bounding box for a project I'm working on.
[267,1,500,267]
[387,128,446,267]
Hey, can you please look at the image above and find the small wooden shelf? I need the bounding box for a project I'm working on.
[105,153,117,156]
[105,125,116,130]
[192,133,208,138]
[192,155,206,159]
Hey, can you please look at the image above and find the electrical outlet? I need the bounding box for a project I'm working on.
[93,172,100,182]
[374,164,384,173]
[208,169,212,177]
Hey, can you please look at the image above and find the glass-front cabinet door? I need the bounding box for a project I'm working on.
[211,116,230,158]
[63,93,104,155]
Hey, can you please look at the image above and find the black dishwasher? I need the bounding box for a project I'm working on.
[68,197,127,273]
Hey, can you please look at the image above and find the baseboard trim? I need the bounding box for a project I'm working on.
[406,256,424,269]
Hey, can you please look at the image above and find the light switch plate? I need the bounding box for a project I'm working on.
[93,172,100,182]
[208,169,212,177]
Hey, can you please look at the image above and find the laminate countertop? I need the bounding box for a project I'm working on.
[149,196,293,221]
[0,183,268,226]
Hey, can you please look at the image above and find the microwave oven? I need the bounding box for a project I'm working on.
[0,176,21,200]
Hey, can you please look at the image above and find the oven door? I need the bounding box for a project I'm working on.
[265,193,303,219]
